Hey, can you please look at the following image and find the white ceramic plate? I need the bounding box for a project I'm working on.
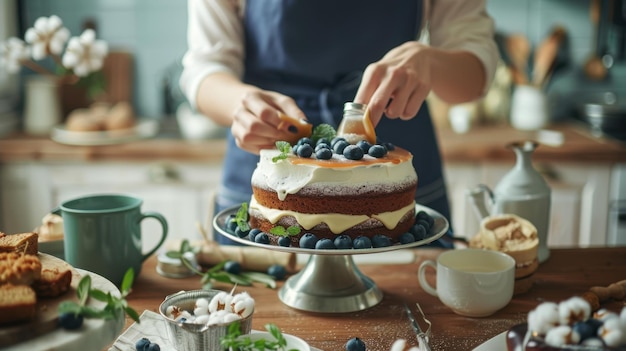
[51,119,159,146]
[472,331,506,351]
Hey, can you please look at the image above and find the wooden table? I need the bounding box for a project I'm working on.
[122,247,626,351]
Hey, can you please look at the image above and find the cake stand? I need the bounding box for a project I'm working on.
[213,204,448,313]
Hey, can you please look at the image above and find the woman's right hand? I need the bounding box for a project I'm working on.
[231,89,307,155]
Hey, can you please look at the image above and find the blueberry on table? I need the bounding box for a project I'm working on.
[315,137,330,147]
[267,264,287,280]
[299,233,319,249]
[224,260,242,274]
[234,226,249,238]
[356,140,372,153]
[345,337,366,351]
[297,137,313,146]
[353,236,372,249]
[416,210,434,228]
[416,219,431,233]
[147,343,160,351]
[59,312,83,330]
[334,235,353,249]
[135,338,151,351]
[371,234,392,248]
[410,223,427,240]
[331,136,347,147]
[333,140,350,154]
[315,238,336,249]
[315,142,330,152]
[278,236,292,247]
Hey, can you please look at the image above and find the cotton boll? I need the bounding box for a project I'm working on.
[73,62,90,77]
[62,51,79,67]
[545,326,579,346]
[390,339,407,351]
[528,302,560,335]
[559,297,591,325]
[91,41,108,56]
[33,17,48,32]
[80,29,96,44]
[222,312,242,324]
[47,15,62,31]
[24,28,39,44]
[194,314,210,325]
[599,317,625,347]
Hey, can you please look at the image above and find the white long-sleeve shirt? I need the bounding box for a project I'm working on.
[180,0,499,110]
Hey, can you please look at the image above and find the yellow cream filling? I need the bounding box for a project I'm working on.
[249,198,414,234]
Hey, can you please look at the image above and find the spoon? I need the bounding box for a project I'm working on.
[507,34,531,85]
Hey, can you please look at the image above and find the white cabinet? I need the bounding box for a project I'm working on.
[0,161,222,252]
[444,162,612,247]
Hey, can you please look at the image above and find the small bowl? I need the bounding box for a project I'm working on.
[242,331,311,351]
[159,289,253,351]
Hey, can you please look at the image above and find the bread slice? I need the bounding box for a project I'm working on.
[0,252,42,285]
[0,232,39,255]
[31,253,73,299]
[0,284,37,324]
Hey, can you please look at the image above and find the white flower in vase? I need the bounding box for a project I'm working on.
[62,29,108,77]
[0,38,30,74]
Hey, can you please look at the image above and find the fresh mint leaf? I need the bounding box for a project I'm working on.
[272,141,291,163]
[235,203,251,232]
[269,225,301,237]
[286,226,301,236]
[220,322,291,351]
[311,123,336,144]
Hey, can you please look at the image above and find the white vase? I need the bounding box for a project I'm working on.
[23,76,62,135]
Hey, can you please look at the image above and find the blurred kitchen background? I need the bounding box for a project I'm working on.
[0,0,625,250]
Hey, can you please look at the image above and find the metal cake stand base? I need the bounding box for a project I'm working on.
[213,204,448,313]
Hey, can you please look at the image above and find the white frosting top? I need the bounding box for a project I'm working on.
[251,149,418,201]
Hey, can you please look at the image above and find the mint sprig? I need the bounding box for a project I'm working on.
[221,322,297,351]
[58,268,140,323]
[269,225,301,237]
[235,202,251,232]
[310,123,336,144]
[272,141,291,163]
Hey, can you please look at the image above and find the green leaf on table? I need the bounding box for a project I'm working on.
[240,272,277,289]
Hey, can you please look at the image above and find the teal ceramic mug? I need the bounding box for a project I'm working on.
[54,194,168,286]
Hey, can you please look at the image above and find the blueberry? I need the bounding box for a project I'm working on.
[224,260,241,274]
[345,337,366,351]
[399,232,416,244]
[331,136,347,147]
[254,233,270,244]
[343,145,364,160]
[297,137,313,146]
[316,147,333,160]
[59,312,83,330]
[315,143,331,152]
[267,264,287,280]
[292,144,300,155]
[299,233,319,249]
[410,223,428,240]
[383,142,395,151]
[416,219,431,233]
[573,321,595,341]
[315,238,336,249]
[368,144,387,158]
[416,211,434,228]
[334,235,353,249]
[234,226,249,238]
[333,140,350,154]
[248,228,262,241]
[277,236,292,247]
[315,137,330,147]
[135,338,151,351]
[356,140,371,153]
[225,215,238,233]
[353,236,372,249]
[371,234,392,248]
[147,343,160,351]
[297,143,314,158]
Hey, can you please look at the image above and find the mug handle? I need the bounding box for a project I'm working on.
[138,211,168,262]
[417,260,438,297]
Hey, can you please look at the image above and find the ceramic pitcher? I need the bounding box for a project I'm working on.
[468,141,552,262]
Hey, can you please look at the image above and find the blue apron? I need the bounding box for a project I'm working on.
[215,0,453,247]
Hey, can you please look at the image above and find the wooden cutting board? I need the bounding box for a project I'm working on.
[0,253,80,348]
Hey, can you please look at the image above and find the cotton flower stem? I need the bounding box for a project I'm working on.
[19,59,56,78]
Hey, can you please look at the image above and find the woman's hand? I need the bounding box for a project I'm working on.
[231,89,306,154]
[354,41,433,126]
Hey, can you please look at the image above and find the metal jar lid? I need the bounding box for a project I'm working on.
[344,102,367,115]
[156,252,195,278]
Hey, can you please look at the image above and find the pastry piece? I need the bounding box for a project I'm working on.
[0,252,42,285]
[470,214,539,294]
[31,253,73,298]
[105,101,135,130]
[0,284,37,324]
[37,213,64,242]
[0,232,39,255]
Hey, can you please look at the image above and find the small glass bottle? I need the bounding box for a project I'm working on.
[337,102,375,143]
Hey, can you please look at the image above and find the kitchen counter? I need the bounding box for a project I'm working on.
[114,247,626,351]
[0,122,625,164]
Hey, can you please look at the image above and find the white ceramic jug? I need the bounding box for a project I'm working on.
[468,141,551,262]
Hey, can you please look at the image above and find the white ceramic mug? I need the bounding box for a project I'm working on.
[510,85,548,131]
[417,248,515,317]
